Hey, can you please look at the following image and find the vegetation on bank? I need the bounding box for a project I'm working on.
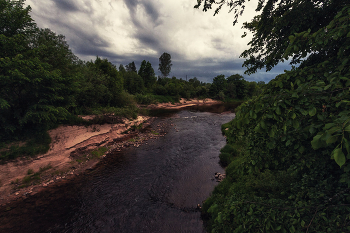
[0,0,260,162]
[196,0,350,232]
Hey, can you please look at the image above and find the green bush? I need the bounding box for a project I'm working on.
[218,152,231,167]
[219,144,241,166]
[135,94,156,105]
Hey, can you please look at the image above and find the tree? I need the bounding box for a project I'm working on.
[138,60,156,88]
[0,0,36,38]
[196,1,350,232]
[119,64,126,74]
[209,74,226,98]
[189,77,201,88]
[29,28,79,76]
[89,57,124,106]
[158,52,172,77]
[195,0,348,74]
[226,74,247,99]
[125,61,137,73]
[0,0,72,139]
[123,71,144,94]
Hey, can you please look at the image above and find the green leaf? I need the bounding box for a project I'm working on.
[326,136,338,144]
[309,107,317,116]
[279,81,283,88]
[289,35,295,42]
[276,107,281,115]
[333,148,346,167]
[324,84,332,90]
[311,134,323,149]
[300,109,308,116]
[293,119,300,129]
[291,113,296,119]
[290,225,296,233]
[324,123,335,130]
[345,125,350,132]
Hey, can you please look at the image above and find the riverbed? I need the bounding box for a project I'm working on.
[0,105,236,233]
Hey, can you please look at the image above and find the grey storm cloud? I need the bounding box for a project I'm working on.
[52,0,79,12]
[123,0,161,27]
[44,17,111,57]
[123,0,164,52]
[25,0,290,83]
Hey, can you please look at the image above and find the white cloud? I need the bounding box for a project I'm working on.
[25,0,288,82]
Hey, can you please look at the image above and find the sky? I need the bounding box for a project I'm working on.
[25,0,291,83]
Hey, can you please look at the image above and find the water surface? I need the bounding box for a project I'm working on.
[1,106,236,233]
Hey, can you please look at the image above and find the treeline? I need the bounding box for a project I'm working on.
[0,0,260,157]
[196,0,350,232]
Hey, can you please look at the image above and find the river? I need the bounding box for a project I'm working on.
[1,104,236,233]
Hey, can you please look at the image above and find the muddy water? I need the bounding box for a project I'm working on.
[0,105,236,233]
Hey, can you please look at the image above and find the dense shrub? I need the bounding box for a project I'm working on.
[201,4,350,232]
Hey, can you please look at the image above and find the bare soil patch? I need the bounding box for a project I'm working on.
[144,98,221,109]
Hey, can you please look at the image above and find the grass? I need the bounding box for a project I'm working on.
[76,159,83,163]
[150,130,159,135]
[39,164,52,173]
[27,169,34,175]
[0,131,51,163]
[11,179,20,185]
[91,147,109,159]
[131,123,143,131]
[51,169,68,176]
[135,94,157,105]
[11,163,53,189]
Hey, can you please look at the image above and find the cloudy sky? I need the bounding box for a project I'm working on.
[25,0,290,83]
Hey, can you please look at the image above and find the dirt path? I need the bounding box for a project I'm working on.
[0,98,221,206]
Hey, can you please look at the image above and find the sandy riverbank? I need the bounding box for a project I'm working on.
[0,98,221,206]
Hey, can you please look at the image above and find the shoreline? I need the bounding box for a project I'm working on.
[0,98,222,207]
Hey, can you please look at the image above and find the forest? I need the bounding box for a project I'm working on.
[0,0,261,162]
[195,0,350,232]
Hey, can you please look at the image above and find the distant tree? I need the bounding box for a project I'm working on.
[138,60,156,88]
[158,52,172,77]
[123,72,144,94]
[75,64,112,109]
[119,64,126,74]
[189,77,201,88]
[226,74,247,99]
[126,61,137,73]
[209,75,226,98]
[90,57,124,105]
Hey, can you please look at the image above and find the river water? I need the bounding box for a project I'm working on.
[1,105,236,233]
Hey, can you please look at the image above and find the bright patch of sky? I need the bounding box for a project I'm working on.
[25,0,290,83]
